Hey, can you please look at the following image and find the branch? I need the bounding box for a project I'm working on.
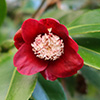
[32,0,62,19]
[31,0,45,19]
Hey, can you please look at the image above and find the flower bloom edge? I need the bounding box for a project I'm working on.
[13,18,84,81]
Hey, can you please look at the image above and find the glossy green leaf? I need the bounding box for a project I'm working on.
[0,51,15,100]
[81,65,100,89]
[0,48,37,100]
[68,9,100,36]
[78,46,100,70]
[59,10,87,25]
[32,74,67,100]
[66,9,100,70]
[0,0,6,26]
[72,32,100,39]
[74,37,100,52]
[69,9,100,27]
[5,69,37,100]
[74,37,100,70]
[68,24,100,36]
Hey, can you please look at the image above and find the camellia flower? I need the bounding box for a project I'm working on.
[13,18,83,81]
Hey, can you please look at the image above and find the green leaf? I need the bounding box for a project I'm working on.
[40,9,86,25]
[32,74,67,100]
[0,50,15,100]
[40,9,67,20]
[78,46,100,70]
[65,9,100,70]
[68,24,100,36]
[69,9,100,27]
[0,48,37,100]
[73,37,100,70]
[5,69,37,100]
[59,10,87,25]
[74,37,100,53]
[72,32,100,39]
[0,0,6,26]
[68,9,100,36]
[81,65,100,89]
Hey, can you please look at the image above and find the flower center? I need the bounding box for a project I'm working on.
[31,28,64,61]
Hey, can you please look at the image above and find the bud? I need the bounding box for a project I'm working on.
[0,39,14,52]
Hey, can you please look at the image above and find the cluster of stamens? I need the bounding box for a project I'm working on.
[31,28,64,61]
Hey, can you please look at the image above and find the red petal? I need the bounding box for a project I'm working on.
[21,18,48,43]
[46,43,83,78]
[39,18,68,40]
[14,28,25,49]
[13,43,48,75]
[67,36,78,52]
[40,69,57,81]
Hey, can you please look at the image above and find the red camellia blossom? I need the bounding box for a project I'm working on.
[13,18,83,81]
